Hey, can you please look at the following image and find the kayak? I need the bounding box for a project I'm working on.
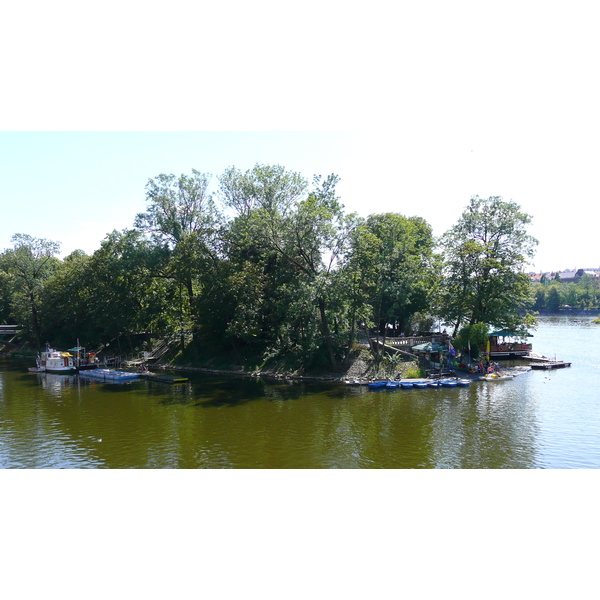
[368,381,388,389]
[440,380,457,387]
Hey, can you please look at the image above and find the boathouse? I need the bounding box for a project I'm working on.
[488,330,532,358]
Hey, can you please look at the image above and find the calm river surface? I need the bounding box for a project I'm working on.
[1,316,599,468]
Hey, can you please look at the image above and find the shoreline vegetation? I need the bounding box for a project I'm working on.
[157,348,422,383]
[2,166,597,374]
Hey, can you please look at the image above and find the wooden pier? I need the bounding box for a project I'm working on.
[0,325,22,350]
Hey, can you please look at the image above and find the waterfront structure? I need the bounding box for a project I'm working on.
[488,331,533,358]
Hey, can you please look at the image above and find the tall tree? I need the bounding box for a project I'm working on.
[439,196,538,334]
[348,213,438,351]
[219,164,308,217]
[0,234,61,346]
[134,170,221,320]
[220,168,356,369]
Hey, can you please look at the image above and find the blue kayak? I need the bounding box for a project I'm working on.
[401,382,414,389]
[368,381,388,390]
[441,380,457,387]
[386,381,400,389]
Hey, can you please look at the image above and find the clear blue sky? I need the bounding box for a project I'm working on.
[2,2,599,273]
[1,130,597,273]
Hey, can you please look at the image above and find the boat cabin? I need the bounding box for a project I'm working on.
[38,349,76,373]
[488,330,532,358]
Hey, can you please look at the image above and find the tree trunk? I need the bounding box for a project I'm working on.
[29,291,41,348]
[317,297,337,369]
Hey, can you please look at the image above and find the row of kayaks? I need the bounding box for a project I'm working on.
[367,379,471,390]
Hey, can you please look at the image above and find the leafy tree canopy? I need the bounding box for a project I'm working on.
[439,196,538,334]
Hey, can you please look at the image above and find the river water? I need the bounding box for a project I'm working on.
[1,316,599,468]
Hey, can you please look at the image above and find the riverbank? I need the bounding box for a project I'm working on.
[153,348,423,383]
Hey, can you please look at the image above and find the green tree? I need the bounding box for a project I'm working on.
[219,168,357,369]
[439,196,538,334]
[0,234,61,346]
[45,230,180,352]
[453,322,489,359]
[0,270,13,324]
[349,213,437,351]
[533,285,546,311]
[562,283,579,308]
[134,170,221,319]
[577,274,599,308]
[218,164,308,217]
[546,285,561,312]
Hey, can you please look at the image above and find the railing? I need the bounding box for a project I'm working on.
[0,325,22,335]
[374,335,447,348]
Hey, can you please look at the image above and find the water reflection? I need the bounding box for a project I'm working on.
[2,318,600,468]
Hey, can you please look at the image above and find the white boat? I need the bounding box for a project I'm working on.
[479,374,514,381]
[31,348,76,374]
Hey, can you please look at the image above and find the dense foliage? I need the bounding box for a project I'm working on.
[532,276,600,312]
[0,172,541,371]
[438,196,538,336]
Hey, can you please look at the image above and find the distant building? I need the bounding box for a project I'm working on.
[529,268,599,283]
[557,269,599,283]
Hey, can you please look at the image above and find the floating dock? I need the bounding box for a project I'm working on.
[79,369,141,383]
[526,352,571,370]
[530,361,572,370]
[139,372,189,384]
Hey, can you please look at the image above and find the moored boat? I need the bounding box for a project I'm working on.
[32,348,76,374]
[368,381,388,389]
[440,379,457,387]
[479,374,514,381]
[68,343,99,371]
[385,381,400,389]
